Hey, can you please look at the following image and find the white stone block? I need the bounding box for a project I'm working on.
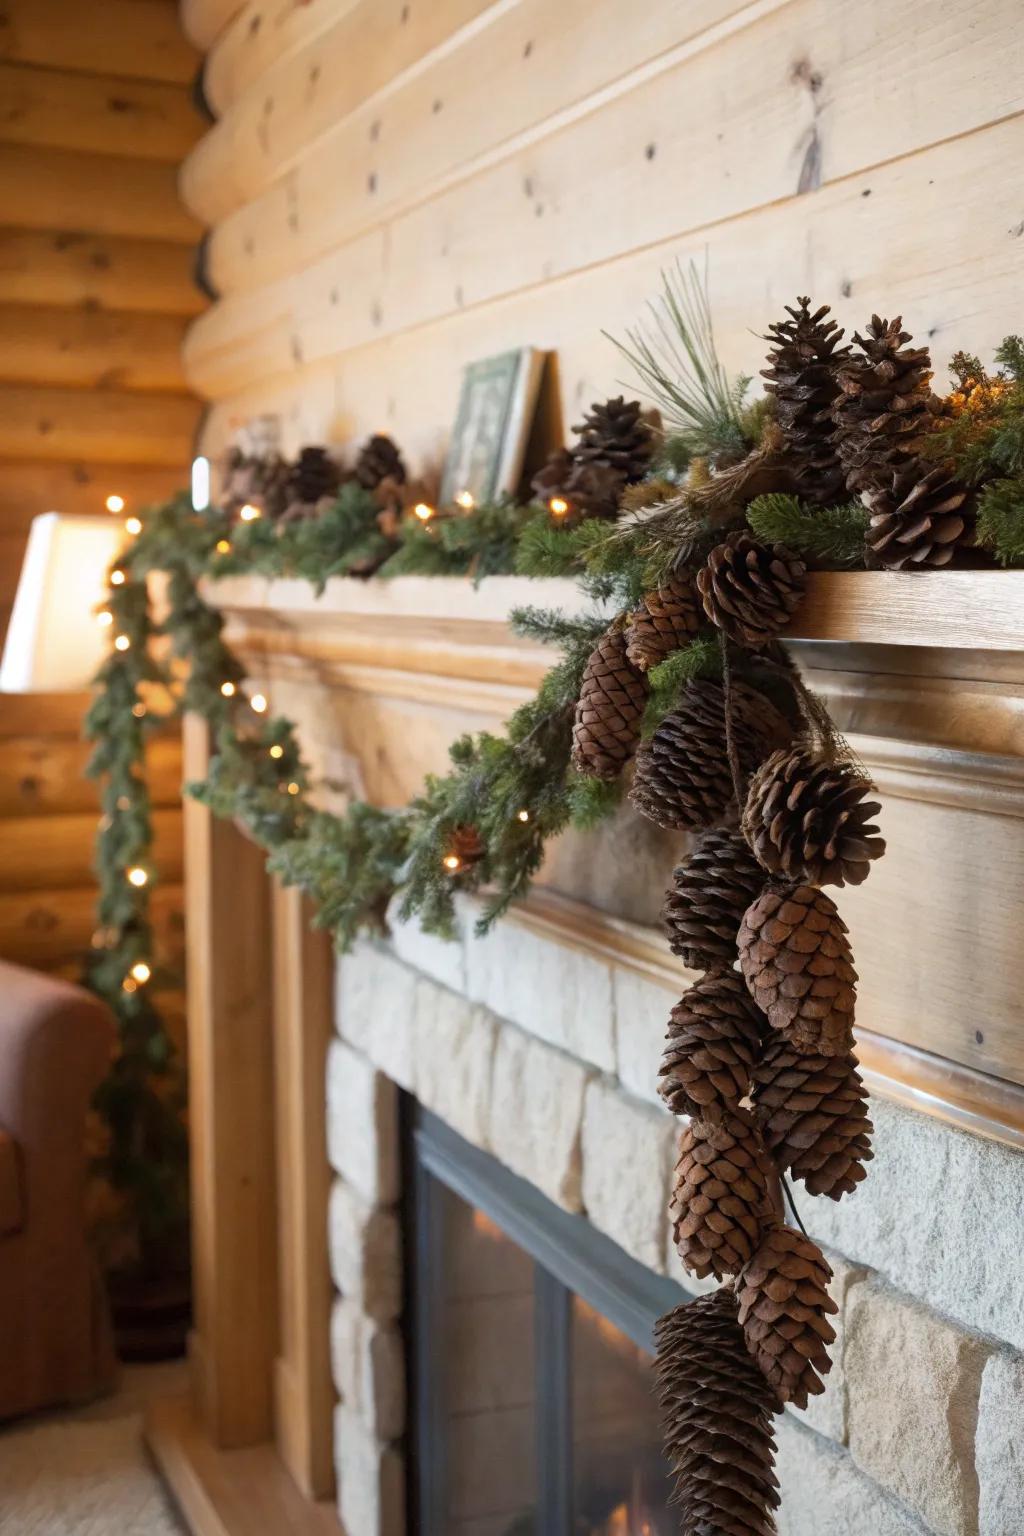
[326,1039,399,1206]
[977,1349,1024,1534]
[387,901,466,992]
[792,1095,1024,1352]
[334,1404,404,1536]
[464,917,616,1072]
[488,1025,591,1210]
[335,943,418,1092]
[328,1178,402,1324]
[612,966,682,1106]
[845,1278,991,1535]
[581,1077,675,1273]
[790,1252,868,1446]
[413,984,496,1151]
[330,1296,405,1443]
[775,1414,928,1535]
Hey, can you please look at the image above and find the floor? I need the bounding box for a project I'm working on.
[0,1361,188,1535]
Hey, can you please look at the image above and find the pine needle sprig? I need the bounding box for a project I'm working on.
[268,806,412,950]
[746,493,869,567]
[642,638,722,736]
[977,478,1024,567]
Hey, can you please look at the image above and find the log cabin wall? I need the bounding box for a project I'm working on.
[0,0,205,642]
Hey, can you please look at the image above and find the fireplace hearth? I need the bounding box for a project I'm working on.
[406,1106,686,1535]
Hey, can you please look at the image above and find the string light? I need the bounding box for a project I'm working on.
[216,539,231,554]
[122,977,138,994]
[110,568,126,586]
[517,809,530,822]
[220,681,236,698]
[132,702,146,718]
[287,781,300,795]
[269,744,284,759]
[97,609,113,627]
[549,496,570,517]
[413,502,435,522]
[250,693,268,713]
[130,961,151,984]
[106,494,125,514]
[455,490,475,510]
[239,503,261,522]
[442,853,462,871]
[114,634,130,651]
[127,866,148,887]
[125,515,142,536]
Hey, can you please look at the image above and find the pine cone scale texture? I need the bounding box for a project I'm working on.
[738,884,857,1056]
[571,627,648,779]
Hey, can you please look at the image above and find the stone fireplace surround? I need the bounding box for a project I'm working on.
[328,903,1024,1536]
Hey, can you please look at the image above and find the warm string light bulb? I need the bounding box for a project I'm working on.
[517,809,530,822]
[239,503,261,522]
[97,609,113,628]
[127,866,148,887]
[287,781,300,795]
[250,693,268,713]
[442,853,462,872]
[132,702,146,718]
[216,539,231,554]
[125,515,142,536]
[130,961,151,984]
[220,681,236,698]
[549,496,570,518]
[269,744,284,760]
[455,490,475,510]
[413,502,435,522]
[106,494,125,514]
[110,568,126,586]
[114,634,130,652]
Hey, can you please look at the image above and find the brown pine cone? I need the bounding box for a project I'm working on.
[630,680,792,831]
[833,315,938,493]
[355,433,406,490]
[863,461,972,569]
[742,746,885,888]
[444,824,485,871]
[738,884,856,1056]
[659,970,766,1122]
[655,1288,780,1536]
[563,457,625,519]
[737,1224,837,1409]
[671,1110,778,1280]
[571,627,648,780]
[573,395,654,482]
[753,1037,873,1199]
[530,446,574,507]
[625,574,702,671]
[696,533,806,649]
[761,297,850,505]
[662,829,767,969]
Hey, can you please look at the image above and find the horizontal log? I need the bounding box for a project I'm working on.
[0,805,183,891]
[0,304,188,392]
[0,143,199,244]
[0,690,91,737]
[0,384,201,466]
[0,228,204,316]
[0,531,29,607]
[0,62,202,162]
[180,0,244,52]
[0,881,184,971]
[0,0,198,84]
[183,0,493,222]
[0,731,182,817]
[0,459,186,529]
[202,0,349,115]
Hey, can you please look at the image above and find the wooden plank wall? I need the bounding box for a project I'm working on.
[0,0,206,641]
[179,0,1024,470]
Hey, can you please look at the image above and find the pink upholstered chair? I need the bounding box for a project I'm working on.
[0,960,117,1418]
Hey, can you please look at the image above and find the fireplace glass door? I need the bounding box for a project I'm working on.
[408,1106,684,1536]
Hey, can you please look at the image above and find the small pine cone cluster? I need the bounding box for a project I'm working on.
[833,315,938,493]
[762,297,850,505]
[753,1037,873,1199]
[863,461,972,569]
[625,575,702,671]
[571,626,648,780]
[659,970,766,1122]
[355,433,406,491]
[630,680,792,831]
[697,533,806,648]
[671,1109,778,1280]
[737,1224,838,1409]
[655,1289,781,1536]
[742,746,885,888]
[738,883,857,1057]
[662,829,767,970]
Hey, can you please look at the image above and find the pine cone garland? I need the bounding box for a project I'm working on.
[737,1224,838,1409]
[660,970,767,1122]
[354,433,406,490]
[738,884,857,1056]
[625,575,702,671]
[630,680,792,831]
[762,298,850,505]
[655,1289,780,1536]
[742,746,885,888]
[696,534,806,649]
[833,315,938,493]
[662,829,767,970]
[863,461,972,569]
[571,627,648,780]
[573,395,654,482]
[671,1110,778,1280]
[753,1038,873,1199]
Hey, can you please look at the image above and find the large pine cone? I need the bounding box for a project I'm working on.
[626,575,702,671]
[863,461,972,569]
[753,1037,873,1199]
[355,433,406,490]
[660,970,766,1123]
[571,627,648,780]
[281,444,342,520]
[761,297,850,505]
[563,458,625,519]
[530,446,574,507]
[662,829,767,969]
[630,680,792,831]
[696,533,806,649]
[655,1289,780,1536]
[737,1224,838,1409]
[671,1110,778,1280]
[738,884,857,1056]
[833,315,938,493]
[742,746,885,888]
[221,446,291,522]
[573,395,654,482]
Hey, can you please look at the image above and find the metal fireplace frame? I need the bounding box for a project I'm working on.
[405,1100,688,1535]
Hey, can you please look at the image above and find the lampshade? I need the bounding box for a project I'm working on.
[0,513,125,692]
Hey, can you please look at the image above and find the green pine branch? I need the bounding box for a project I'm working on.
[745,493,869,567]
